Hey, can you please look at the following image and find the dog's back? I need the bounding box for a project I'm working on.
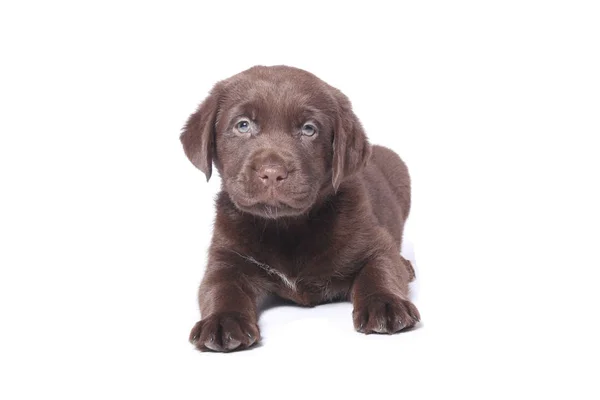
[362,145,411,248]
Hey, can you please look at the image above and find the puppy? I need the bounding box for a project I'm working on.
[181,65,419,352]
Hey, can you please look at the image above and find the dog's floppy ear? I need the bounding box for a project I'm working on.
[331,89,372,191]
[180,83,222,181]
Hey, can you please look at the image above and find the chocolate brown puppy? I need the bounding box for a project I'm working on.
[181,65,419,352]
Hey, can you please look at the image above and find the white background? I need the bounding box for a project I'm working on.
[1,1,599,399]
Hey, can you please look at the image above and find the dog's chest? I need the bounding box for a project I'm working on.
[249,247,351,306]
[238,214,354,305]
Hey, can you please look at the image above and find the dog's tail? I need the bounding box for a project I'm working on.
[401,256,416,282]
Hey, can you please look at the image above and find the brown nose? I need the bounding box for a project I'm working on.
[257,164,288,185]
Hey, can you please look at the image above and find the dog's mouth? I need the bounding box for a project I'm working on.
[228,187,315,218]
[240,201,306,219]
[234,195,313,218]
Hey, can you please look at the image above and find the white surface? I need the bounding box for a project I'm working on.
[1,1,599,399]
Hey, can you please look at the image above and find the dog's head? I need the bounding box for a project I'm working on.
[181,65,371,218]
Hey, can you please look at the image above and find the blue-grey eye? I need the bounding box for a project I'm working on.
[301,123,316,136]
[236,120,251,133]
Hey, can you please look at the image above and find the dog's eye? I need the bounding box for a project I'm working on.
[301,123,317,137]
[236,120,251,134]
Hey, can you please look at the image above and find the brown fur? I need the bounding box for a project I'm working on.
[181,66,419,352]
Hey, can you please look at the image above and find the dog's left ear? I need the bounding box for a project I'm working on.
[331,89,372,191]
[180,83,223,182]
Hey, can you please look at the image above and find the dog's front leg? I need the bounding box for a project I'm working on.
[189,256,265,352]
[351,250,420,334]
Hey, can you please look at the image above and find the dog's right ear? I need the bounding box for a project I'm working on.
[180,84,222,181]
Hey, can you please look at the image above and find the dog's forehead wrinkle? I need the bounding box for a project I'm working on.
[231,75,325,106]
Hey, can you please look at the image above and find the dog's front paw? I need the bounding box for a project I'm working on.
[189,312,260,352]
[353,294,420,334]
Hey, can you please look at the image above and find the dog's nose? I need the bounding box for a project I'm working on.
[258,164,288,185]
